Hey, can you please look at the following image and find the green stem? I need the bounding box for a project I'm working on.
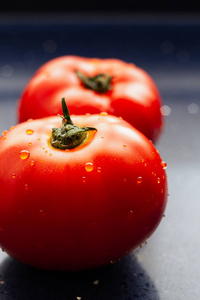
[76,71,112,94]
[50,98,96,150]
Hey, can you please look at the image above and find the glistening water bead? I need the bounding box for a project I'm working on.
[85,162,94,172]
[20,150,30,160]
[26,129,34,135]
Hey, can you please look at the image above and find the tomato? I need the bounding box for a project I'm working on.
[0,99,167,271]
[17,56,163,143]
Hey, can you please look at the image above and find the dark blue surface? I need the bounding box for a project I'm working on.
[0,14,200,300]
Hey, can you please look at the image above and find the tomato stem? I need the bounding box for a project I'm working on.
[76,71,112,93]
[50,98,96,150]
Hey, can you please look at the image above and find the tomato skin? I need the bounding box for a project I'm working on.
[0,114,167,271]
[17,56,163,143]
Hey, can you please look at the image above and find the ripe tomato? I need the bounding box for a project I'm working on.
[0,99,167,271]
[17,56,163,143]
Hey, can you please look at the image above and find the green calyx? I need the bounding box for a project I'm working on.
[76,71,112,94]
[50,98,97,150]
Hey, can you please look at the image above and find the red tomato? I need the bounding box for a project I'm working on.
[17,56,163,143]
[0,100,167,271]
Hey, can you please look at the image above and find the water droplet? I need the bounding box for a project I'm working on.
[161,161,167,169]
[123,144,127,148]
[137,177,143,184]
[31,160,34,166]
[160,105,171,116]
[24,184,28,191]
[157,178,161,184]
[188,103,199,114]
[10,126,15,130]
[39,209,45,216]
[161,189,164,194]
[42,147,45,150]
[123,178,127,183]
[12,173,16,179]
[45,151,48,153]
[128,210,134,220]
[28,142,32,146]
[20,150,30,160]
[2,130,7,136]
[49,153,52,156]
[2,137,6,140]
[38,138,41,141]
[141,158,145,163]
[82,176,86,183]
[100,112,108,116]
[101,136,104,139]
[97,167,101,173]
[85,162,94,172]
[26,129,34,135]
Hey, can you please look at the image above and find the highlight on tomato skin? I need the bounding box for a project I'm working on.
[17,55,163,143]
[0,105,168,271]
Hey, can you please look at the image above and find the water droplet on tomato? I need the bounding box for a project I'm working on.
[137,176,143,184]
[124,179,127,183]
[2,130,7,136]
[161,161,167,169]
[157,178,161,184]
[10,126,15,130]
[100,112,108,116]
[45,150,48,153]
[161,189,164,194]
[2,137,6,140]
[31,160,34,166]
[128,210,134,220]
[49,153,52,156]
[12,173,16,179]
[123,144,127,148]
[85,162,94,172]
[97,167,101,173]
[39,209,45,216]
[24,184,28,191]
[28,142,32,146]
[82,176,86,183]
[26,129,34,135]
[20,150,30,160]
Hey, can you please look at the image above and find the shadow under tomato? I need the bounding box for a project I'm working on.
[0,253,160,300]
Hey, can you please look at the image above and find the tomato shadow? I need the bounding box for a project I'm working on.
[0,253,160,300]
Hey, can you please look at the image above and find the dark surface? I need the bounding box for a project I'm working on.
[0,13,200,300]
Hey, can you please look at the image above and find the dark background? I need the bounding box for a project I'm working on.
[0,0,200,12]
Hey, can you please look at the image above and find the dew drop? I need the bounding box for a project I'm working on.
[100,112,108,116]
[161,189,164,194]
[28,142,32,146]
[123,144,127,148]
[85,162,94,172]
[141,158,145,163]
[10,126,15,130]
[31,160,34,166]
[39,209,45,216]
[157,178,161,184]
[2,130,7,136]
[128,210,134,220]
[49,153,52,156]
[97,167,101,173]
[45,150,48,154]
[12,173,16,179]
[123,178,127,183]
[161,161,167,169]
[137,176,143,184]
[26,129,34,135]
[20,150,30,160]
[82,176,86,183]
[24,184,28,191]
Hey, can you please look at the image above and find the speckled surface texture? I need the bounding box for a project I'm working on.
[0,14,200,300]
